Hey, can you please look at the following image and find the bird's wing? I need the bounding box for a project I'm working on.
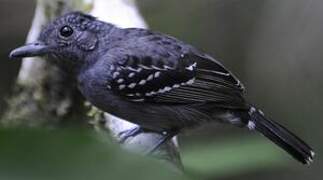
[107,47,246,109]
[152,53,247,108]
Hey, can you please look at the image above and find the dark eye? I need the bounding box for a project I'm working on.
[60,25,74,37]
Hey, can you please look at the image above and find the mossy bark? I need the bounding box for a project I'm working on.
[2,0,93,127]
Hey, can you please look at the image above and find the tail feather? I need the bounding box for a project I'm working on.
[248,107,314,165]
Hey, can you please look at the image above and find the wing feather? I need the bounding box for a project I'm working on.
[106,36,246,109]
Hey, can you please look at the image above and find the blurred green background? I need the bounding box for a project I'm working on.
[0,0,321,179]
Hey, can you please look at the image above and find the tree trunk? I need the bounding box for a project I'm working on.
[2,0,182,170]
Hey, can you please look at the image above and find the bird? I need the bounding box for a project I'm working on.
[10,11,314,165]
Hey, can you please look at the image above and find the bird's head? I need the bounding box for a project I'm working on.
[10,12,112,67]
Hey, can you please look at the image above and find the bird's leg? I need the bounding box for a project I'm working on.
[118,126,144,143]
[146,129,179,154]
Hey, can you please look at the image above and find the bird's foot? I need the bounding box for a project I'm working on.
[118,126,143,143]
[146,130,178,154]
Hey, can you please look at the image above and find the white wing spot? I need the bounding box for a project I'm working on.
[186,62,197,71]
[117,78,124,83]
[126,66,142,72]
[135,93,141,96]
[132,99,145,102]
[147,91,157,96]
[186,78,195,85]
[158,88,166,93]
[311,151,315,157]
[258,109,265,116]
[216,71,231,76]
[128,83,136,89]
[147,74,154,81]
[107,85,111,89]
[139,80,146,85]
[119,85,126,90]
[163,65,174,70]
[138,64,152,70]
[248,121,256,130]
[137,68,143,72]
[186,66,194,71]
[173,84,180,88]
[128,72,135,78]
[249,107,256,115]
[127,94,135,97]
[154,71,161,78]
[164,86,172,91]
[113,72,120,79]
[151,91,157,95]
[236,80,245,91]
[145,92,153,96]
[151,65,163,70]
[127,67,136,71]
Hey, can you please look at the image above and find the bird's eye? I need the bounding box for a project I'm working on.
[60,25,74,37]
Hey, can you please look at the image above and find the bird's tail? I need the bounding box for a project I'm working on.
[247,106,314,165]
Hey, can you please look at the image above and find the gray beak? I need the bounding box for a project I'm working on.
[9,41,50,59]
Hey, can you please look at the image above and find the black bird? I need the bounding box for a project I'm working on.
[10,12,314,165]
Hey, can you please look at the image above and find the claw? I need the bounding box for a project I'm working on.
[146,130,178,154]
[118,126,143,143]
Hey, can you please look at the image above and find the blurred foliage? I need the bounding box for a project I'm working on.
[182,136,289,179]
[0,128,188,180]
[0,127,295,180]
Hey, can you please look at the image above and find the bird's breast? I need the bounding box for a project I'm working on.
[77,67,119,113]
